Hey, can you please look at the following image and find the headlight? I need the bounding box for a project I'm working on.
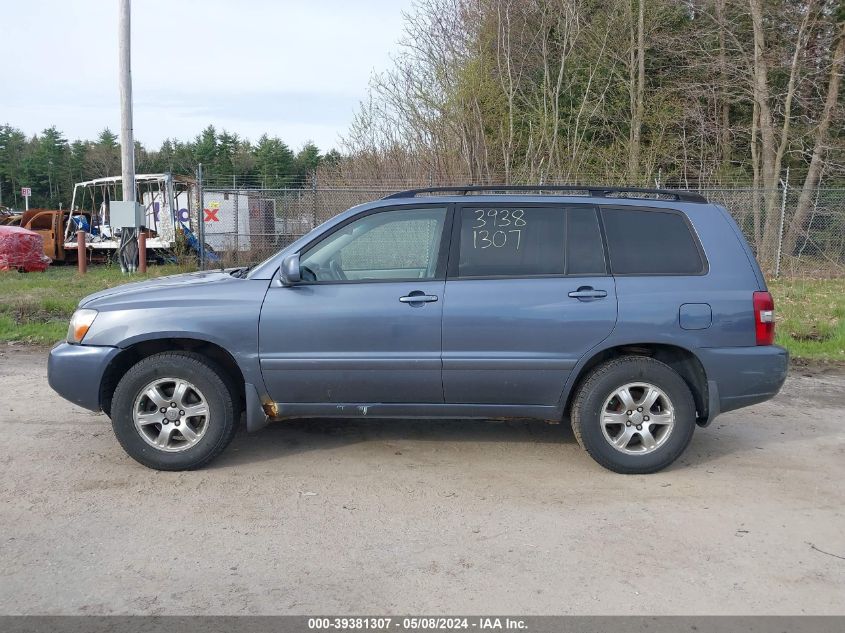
[67,309,98,343]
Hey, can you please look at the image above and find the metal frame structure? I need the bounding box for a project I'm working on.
[65,173,198,252]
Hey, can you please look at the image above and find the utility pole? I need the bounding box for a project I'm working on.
[118,0,138,272]
[119,0,136,203]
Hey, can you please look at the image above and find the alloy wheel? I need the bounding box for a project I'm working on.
[132,377,209,452]
[600,382,675,455]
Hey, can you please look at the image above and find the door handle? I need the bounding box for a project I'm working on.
[568,286,607,300]
[399,292,438,304]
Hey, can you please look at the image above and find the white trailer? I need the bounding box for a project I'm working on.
[201,190,280,253]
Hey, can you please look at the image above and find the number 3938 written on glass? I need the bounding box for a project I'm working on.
[471,209,527,250]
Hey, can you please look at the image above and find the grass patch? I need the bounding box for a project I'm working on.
[1,265,843,363]
[0,264,195,345]
[770,277,845,362]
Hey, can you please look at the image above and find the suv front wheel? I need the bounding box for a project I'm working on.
[110,351,239,470]
[571,356,696,474]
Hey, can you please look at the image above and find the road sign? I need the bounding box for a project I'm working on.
[21,187,31,197]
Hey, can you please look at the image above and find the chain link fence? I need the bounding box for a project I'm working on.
[196,183,845,277]
[705,187,845,277]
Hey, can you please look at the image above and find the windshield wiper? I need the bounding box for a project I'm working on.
[229,265,253,278]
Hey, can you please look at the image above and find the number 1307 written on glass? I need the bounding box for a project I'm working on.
[471,209,527,250]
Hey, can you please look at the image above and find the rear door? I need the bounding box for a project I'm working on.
[441,203,617,406]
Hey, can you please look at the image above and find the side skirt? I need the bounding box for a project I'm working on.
[264,402,561,424]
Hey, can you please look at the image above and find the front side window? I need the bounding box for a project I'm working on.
[601,208,705,275]
[300,207,447,282]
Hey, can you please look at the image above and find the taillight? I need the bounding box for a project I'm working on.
[753,291,775,345]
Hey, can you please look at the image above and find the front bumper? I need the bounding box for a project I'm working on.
[48,342,120,412]
[698,345,789,424]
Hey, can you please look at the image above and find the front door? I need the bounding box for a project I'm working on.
[259,206,450,404]
[442,204,617,406]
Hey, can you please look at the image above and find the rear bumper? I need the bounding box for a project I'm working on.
[698,345,789,425]
[48,342,120,412]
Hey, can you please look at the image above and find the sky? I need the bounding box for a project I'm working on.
[1,0,414,152]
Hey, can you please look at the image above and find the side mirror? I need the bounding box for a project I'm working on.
[280,253,301,286]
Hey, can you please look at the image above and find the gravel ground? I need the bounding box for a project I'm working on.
[1,346,843,615]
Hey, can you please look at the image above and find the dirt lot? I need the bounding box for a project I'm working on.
[1,346,843,615]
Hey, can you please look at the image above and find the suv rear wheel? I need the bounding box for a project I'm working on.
[110,352,238,470]
[571,356,696,474]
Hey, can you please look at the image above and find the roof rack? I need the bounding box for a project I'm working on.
[382,185,707,203]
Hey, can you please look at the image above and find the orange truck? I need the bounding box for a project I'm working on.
[18,209,90,263]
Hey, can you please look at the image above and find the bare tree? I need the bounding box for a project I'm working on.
[783,15,845,255]
[627,0,647,182]
[715,0,732,173]
[336,0,843,225]
[749,0,816,268]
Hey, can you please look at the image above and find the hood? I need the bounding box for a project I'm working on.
[79,269,234,307]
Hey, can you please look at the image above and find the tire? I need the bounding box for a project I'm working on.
[110,351,238,470]
[571,355,696,474]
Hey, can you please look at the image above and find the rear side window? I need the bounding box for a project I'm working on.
[454,206,606,278]
[457,207,566,277]
[456,207,566,277]
[567,207,606,275]
[601,208,705,275]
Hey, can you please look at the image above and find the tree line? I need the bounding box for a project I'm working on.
[332,0,844,267]
[0,124,337,211]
